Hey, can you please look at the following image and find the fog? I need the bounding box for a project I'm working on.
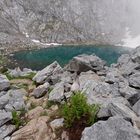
[122,0,140,48]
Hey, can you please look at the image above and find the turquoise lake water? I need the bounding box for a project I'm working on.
[12,45,130,70]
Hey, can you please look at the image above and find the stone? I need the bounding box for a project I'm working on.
[48,82,64,102]
[0,110,12,127]
[0,74,10,91]
[71,80,80,92]
[79,71,101,89]
[4,89,27,111]
[33,61,63,84]
[11,116,54,140]
[0,125,16,139]
[133,99,140,116]
[131,46,140,63]
[66,54,106,73]
[81,80,121,105]
[9,67,22,78]
[128,93,140,106]
[26,106,45,120]
[50,118,64,131]
[108,102,137,119]
[105,67,121,84]
[81,116,140,140]
[0,91,7,98]
[129,73,140,88]
[32,82,50,98]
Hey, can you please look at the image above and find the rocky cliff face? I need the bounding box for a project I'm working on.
[0,0,140,47]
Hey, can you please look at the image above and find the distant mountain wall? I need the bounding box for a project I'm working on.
[0,0,139,47]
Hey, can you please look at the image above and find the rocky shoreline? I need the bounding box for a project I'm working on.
[0,46,140,140]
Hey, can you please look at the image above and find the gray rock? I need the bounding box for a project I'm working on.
[97,107,111,118]
[50,118,64,131]
[79,71,101,89]
[32,82,50,98]
[4,89,26,111]
[131,46,140,63]
[128,93,140,106]
[119,79,139,100]
[8,67,22,78]
[81,116,140,140]
[48,82,64,102]
[129,73,140,88]
[66,54,106,73]
[0,110,12,127]
[108,102,137,119]
[81,80,124,106]
[0,125,16,139]
[0,91,7,98]
[0,93,9,109]
[133,99,140,116]
[0,74,10,91]
[105,67,121,84]
[33,61,63,84]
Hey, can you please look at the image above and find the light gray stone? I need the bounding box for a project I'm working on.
[33,61,63,84]
[108,102,137,119]
[0,74,10,91]
[48,82,64,102]
[0,110,12,127]
[0,125,16,139]
[81,116,140,140]
[4,89,26,111]
[50,118,64,131]
[32,82,50,98]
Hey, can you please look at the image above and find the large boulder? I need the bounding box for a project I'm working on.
[33,61,63,84]
[65,54,106,73]
[81,80,120,105]
[81,117,140,140]
[0,74,10,91]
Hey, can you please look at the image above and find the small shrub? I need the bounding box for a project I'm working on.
[61,92,100,127]
[12,111,23,129]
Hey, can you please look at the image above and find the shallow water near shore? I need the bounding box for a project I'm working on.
[11,45,131,70]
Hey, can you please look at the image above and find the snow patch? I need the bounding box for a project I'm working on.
[32,39,62,46]
[122,27,140,48]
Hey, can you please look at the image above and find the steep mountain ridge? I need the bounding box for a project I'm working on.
[0,0,139,48]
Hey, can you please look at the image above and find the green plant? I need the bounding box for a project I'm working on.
[46,101,57,109]
[61,92,100,127]
[12,111,23,129]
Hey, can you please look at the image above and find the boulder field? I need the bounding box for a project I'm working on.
[1,46,140,140]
